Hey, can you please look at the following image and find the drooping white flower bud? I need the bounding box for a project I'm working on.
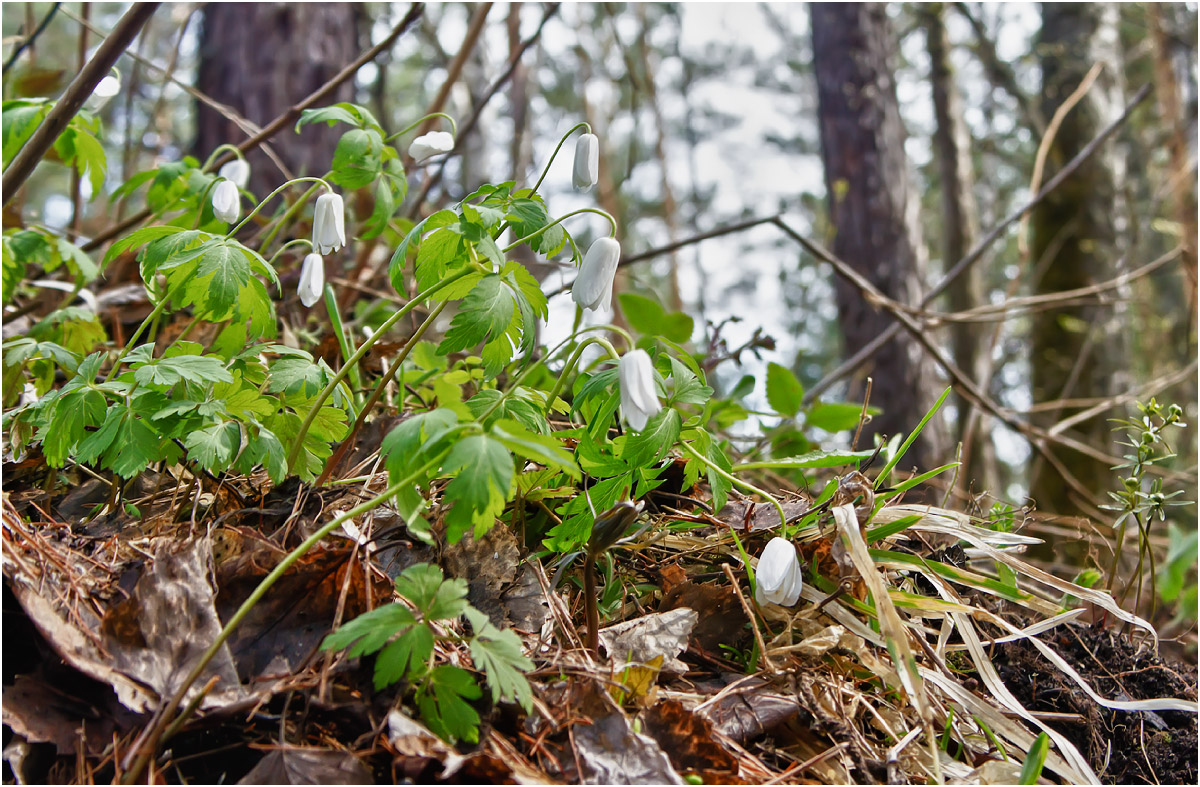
[618,349,662,432]
[312,192,346,254]
[84,71,120,113]
[754,537,803,607]
[211,179,240,224]
[408,131,455,161]
[571,236,620,312]
[573,133,599,191]
[218,158,250,190]
[298,253,325,308]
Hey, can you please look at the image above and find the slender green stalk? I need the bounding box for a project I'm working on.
[103,280,186,382]
[531,122,591,193]
[541,336,621,418]
[259,180,325,254]
[229,177,331,237]
[285,269,475,469]
[265,238,314,269]
[323,282,362,403]
[384,112,458,143]
[502,207,617,253]
[679,441,788,539]
[199,143,244,173]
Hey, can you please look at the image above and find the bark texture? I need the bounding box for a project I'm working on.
[811,2,948,473]
[194,3,363,197]
[1029,2,1127,517]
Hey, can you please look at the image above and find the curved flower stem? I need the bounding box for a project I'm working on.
[679,441,789,540]
[119,452,449,785]
[103,280,188,382]
[199,143,244,173]
[259,179,327,254]
[531,121,591,194]
[541,336,622,418]
[229,176,331,237]
[314,300,450,487]
[502,207,617,253]
[285,269,475,469]
[384,112,458,143]
[265,238,314,269]
[323,282,362,404]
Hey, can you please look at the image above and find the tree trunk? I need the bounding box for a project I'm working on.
[811,2,948,474]
[920,3,995,496]
[1029,2,1127,518]
[194,3,362,198]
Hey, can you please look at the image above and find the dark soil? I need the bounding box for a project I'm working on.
[993,622,1198,785]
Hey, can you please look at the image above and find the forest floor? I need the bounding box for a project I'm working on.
[3,449,1196,786]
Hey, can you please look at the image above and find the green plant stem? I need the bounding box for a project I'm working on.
[314,301,449,487]
[583,554,600,653]
[384,112,458,143]
[259,180,326,254]
[531,122,591,193]
[285,270,474,469]
[266,238,314,268]
[103,280,187,382]
[119,465,438,785]
[230,177,331,237]
[679,441,788,540]
[199,143,244,173]
[541,336,622,418]
[502,207,616,253]
[323,282,362,403]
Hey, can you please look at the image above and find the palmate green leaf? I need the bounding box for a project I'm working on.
[393,562,449,611]
[620,408,682,468]
[464,608,534,710]
[389,209,457,291]
[426,575,471,621]
[132,354,232,387]
[295,102,381,132]
[42,388,106,467]
[184,421,241,472]
[374,625,434,690]
[2,100,48,165]
[439,275,515,356]
[491,418,580,478]
[544,473,631,553]
[506,197,567,257]
[108,412,170,478]
[268,357,327,396]
[666,355,712,406]
[417,665,482,744]
[240,423,287,484]
[414,226,465,291]
[442,434,514,543]
[104,225,187,267]
[466,389,548,434]
[321,602,418,657]
[766,362,805,417]
[76,405,125,465]
[380,407,459,480]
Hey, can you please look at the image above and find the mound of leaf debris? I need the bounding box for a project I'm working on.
[994,623,1198,785]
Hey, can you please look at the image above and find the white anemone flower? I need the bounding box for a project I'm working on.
[571,237,620,312]
[312,191,346,254]
[408,131,455,161]
[218,158,250,189]
[211,179,240,224]
[754,537,803,607]
[84,71,120,113]
[617,349,661,431]
[298,253,325,308]
[573,133,599,190]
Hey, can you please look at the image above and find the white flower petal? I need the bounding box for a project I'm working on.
[211,179,240,224]
[618,349,662,431]
[298,253,325,307]
[755,537,803,607]
[571,236,621,312]
[218,159,250,189]
[409,131,455,161]
[573,133,599,190]
[313,192,345,254]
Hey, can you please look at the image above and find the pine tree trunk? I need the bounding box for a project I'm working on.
[811,2,948,474]
[1029,2,1127,518]
[194,3,363,198]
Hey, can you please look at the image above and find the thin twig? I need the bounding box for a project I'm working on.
[3,2,61,71]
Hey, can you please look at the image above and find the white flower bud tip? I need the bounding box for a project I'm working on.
[573,133,599,191]
[211,179,240,224]
[571,236,621,312]
[408,131,455,161]
[754,537,803,607]
[217,158,250,190]
[84,72,120,113]
[618,349,662,432]
[312,191,346,254]
[298,253,325,308]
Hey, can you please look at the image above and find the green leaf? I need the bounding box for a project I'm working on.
[2,100,48,166]
[544,473,631,553]
[414,227,465,291]
[466,388,548,434]
[438,275,515,355]
[418,665,482,744]
[737,448,876,471]
[380,408,459,480]
[330,128,383,189]
[666,356,712,406]
[490,418,580,478]
[620,408,682,468]
[132,354,232,387]
[108,413,166,478]
[104,225,185,266]
[268,357,327,396]
[374,625,434,689]
[766,362,805,417]
[805,402,865,433]
[321,602,418,657]
[393,563,448,611]
[465,608,534,710]
[617,292,693,343]
[1018,733,1050,785]
[442,434,514,543]
[184,421,240,472]
[426,575,471,621]
[295,102,380,132]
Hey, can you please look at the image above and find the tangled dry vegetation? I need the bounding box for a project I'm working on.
[3,442,1196,785]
